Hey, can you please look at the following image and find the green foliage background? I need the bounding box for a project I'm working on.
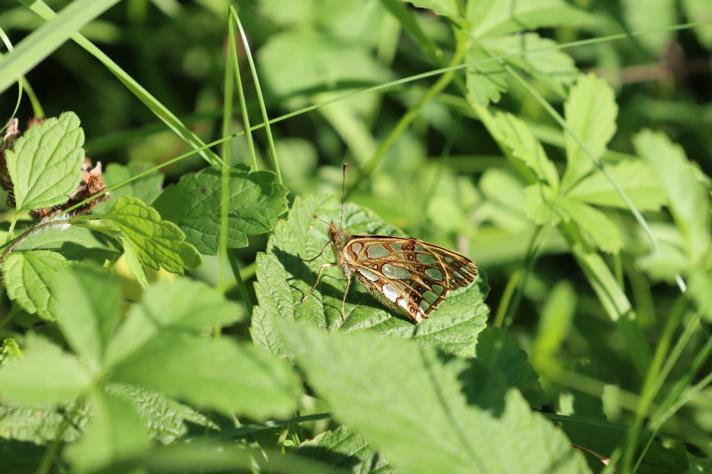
[0,0,711,473]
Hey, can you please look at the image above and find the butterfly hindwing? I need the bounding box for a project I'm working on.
[343,236,477,323]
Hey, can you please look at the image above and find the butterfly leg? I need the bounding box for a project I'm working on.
[340,272,352,323]
[301,262,336,303]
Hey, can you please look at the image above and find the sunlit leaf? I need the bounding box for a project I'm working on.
[2,250,67,320]
[153,166,288,255]
[4,112,84,211]
[251,195,489,357]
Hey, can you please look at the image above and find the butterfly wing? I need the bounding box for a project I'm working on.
[343,236,477,323]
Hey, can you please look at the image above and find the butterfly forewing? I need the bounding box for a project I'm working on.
[343,235,478,323]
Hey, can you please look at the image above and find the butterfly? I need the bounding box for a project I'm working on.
[302,165,478,324]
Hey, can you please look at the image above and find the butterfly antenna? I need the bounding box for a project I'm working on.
[340,162,348,228]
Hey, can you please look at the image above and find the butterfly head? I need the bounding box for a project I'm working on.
[328,221,349,250]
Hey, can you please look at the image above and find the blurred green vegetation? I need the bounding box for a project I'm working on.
[0,0,711,473]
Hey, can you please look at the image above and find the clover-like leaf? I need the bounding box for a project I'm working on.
[466,33,578,107]
[634,130,710,265]
[562,74,618,190]
[96,196,201,274]
[563,198,623,254]
[153,166,288,255]
[489,111,558,186]
[402,0,459,19]
[280,322,590,474]
[567,160,666,211]
[467,0,592,39]
[251,195,489,357]
[4,112,85,211]
[2,250,68,320]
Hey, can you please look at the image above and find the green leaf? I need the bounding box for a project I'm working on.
[567,160,666,211]
[64,388,150,473]
[251,195,489,357]
[108,333,300,419]
[467,0,592,38]
[280,322,590,474]
[111,441,348,474]
[524,184,561,225]
[563,198,623,254]
[258,29,390,97]
[121,236,149,289]
[472,327,547,409]
[562,74,618,191]
[2,250,68,320]
[14,223,114,254]
[689,270,712,323]
[0,339,22,364]
[400,0,459,19]
[493,33,576,84]
[622,0,676,53]
[489,111,558,186]
[0,334,91,405]
[94,161,164,213]
[683,0,712,47]
[4,112,84,211]
[465,43,507,107]
[107,385,215,443]
[634,130,710,265]
[153,166,288,255]
[52,263,122,371]
[105,278,243,366]
[532,281,576,363]
[294,425,396,474]
[97,196,201,273]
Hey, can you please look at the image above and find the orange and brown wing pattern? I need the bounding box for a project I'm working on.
[343,236,477,323]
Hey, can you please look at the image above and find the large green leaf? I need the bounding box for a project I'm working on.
[251,195,489,357]
[562,74,618,191]
[52,264,123,372]
[153,166,288,255]
[634,130,710,266]
[105,278,243,366]
[280,322,590,474]
[95,196,201,273]
[472,327,547,409]
[0,334,91,406]
[64,388,150,473]
[4,112,84,211]
[2,250,67,320]
[108,333,300,419]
